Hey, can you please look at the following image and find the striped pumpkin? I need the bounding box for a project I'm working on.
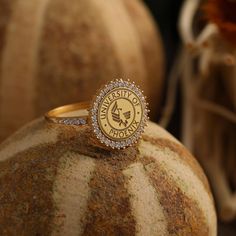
[0,120,217,236]
[0,0,164,142]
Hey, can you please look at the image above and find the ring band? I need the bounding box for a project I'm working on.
[45,101,90,126]
[45,79,149,149]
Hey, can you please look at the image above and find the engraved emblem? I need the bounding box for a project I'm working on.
[111,101,131,127]
[91,79,148,149]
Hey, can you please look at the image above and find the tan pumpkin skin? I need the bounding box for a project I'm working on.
[0,0,164,142]
[0,120,216,236]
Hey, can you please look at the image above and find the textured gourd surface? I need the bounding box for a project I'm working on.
[0,120,216,236]
[0,0,164,141]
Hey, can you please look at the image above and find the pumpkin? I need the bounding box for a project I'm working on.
[0,0,164,142]
[0,119,217,236]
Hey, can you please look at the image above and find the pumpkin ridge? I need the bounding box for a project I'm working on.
[81,159,136,236]
[51,153,96,235]
[123,162,168,236]
[142,135,212,196]
[0,0,51,140]
[0,142,62,236]
[35,0,122,114]
[0,119,59,162]
[139,155,210,236]
[0,0,18,86]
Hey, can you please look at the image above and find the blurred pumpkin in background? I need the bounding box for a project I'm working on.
[0,0,164,142]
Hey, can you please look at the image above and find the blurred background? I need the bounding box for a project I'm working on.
[144,1,236,235]
[144,0,183,138]
[0,0,236,235]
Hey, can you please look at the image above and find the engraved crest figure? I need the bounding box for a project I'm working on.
[111,101,131,127]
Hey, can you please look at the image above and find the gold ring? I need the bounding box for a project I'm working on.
[45,79,149,149]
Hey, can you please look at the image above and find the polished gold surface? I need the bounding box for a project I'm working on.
[45,101,90,125]
[98,88,142,141]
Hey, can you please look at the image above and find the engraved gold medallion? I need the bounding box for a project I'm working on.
[90,79,148,149]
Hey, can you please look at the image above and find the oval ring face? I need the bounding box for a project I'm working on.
[91,79,148,149]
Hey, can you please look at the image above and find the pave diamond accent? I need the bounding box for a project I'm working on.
[60,118,87,126]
